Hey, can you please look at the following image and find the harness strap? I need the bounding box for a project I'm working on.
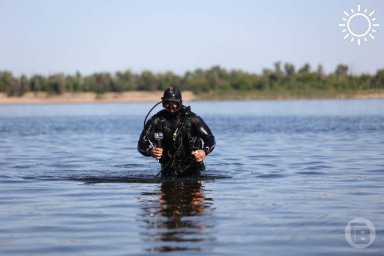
[161,107,195,173]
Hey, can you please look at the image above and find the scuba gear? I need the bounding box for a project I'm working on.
[154,132,163,148]
[142,86,183,127]
[138,87,215,178]
[159,106,192,175]
[143,101,162,128]
[198,161,206,171]
[163,100,180,111]
[161,86,182,102]
[159,106,207,176]
[162,86,182,112]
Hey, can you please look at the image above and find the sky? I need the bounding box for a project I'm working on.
[0,0,383,77]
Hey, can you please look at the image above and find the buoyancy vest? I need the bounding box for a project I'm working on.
[155,106,202,176]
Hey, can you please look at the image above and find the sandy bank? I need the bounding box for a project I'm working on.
[0,91,197,104]
[1,91,384,105]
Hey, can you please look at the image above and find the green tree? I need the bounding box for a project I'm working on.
[115,70,136,91]
[0,71,15,93]
[159,71,180,91]
[1,63,383,97]
[19,75,29,96]
[335,64,348,76]
[138,71,158,91]
[373,69,384,89]
[182,69,209,93]
[0,71,21,96]
[316,65,325,79]
[47,74,66,94]
[284,63,295,77]
[30,75,47,92]
[94,73,113,94]
[298,63,311,74]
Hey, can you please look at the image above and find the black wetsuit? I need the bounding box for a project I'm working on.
[138,106,215,177]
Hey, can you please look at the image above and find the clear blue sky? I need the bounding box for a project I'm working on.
[0,0,383,76]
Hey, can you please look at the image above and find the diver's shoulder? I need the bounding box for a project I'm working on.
[148,110,166,123]
[153,109,167,117]
[182,105,197,117]
[183,106,203,122]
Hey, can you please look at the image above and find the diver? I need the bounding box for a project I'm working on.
[137,86,216,178]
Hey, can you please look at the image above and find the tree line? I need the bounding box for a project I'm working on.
[1,62,383,97]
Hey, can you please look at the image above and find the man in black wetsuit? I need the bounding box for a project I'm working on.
[138,86,216,178]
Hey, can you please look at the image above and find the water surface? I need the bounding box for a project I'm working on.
[0,99,383,255]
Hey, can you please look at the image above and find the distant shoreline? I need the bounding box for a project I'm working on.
[0,91,197,105]
[1,91,384,105]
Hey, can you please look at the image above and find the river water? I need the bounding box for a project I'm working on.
[0,99,383,255]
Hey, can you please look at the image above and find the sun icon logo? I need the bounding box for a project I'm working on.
[339,4,380,46]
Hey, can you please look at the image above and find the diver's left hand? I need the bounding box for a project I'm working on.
[191,149,206,163]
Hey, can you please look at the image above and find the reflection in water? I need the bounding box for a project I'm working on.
[139,179,215,252]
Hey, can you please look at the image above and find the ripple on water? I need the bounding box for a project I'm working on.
[1,101,384,255]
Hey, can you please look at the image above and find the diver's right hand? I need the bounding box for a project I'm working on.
[150,147,163,160]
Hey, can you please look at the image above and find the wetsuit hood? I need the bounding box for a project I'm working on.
[162,86,182,102]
